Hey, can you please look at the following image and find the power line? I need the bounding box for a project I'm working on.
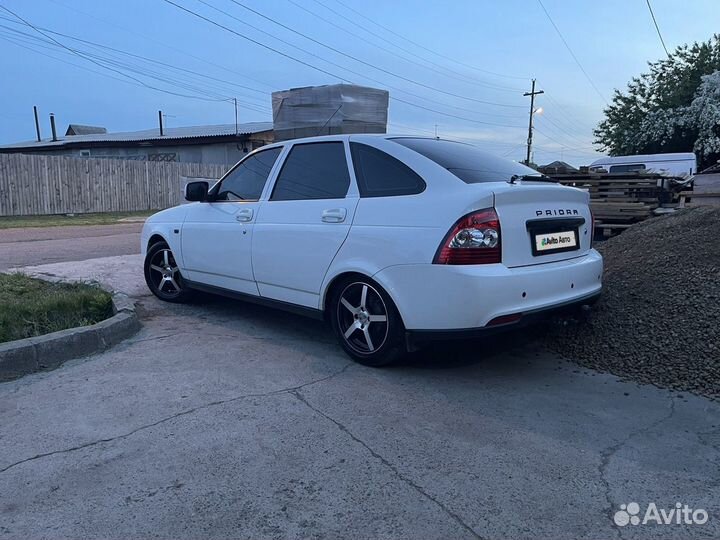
[536,82,599,132]
[294,0,523,93]
[535,0,607,105]
[47,0,275,91]
[501,142,528,157]
[192,0,526,123]
[161,0,527,128]
[0,3,232,103]
[346,12,603,148]
[10,0,525,133]
[159,0,358,86]
[535,113,595,149]
[533,126,598,154]
[0,21,272,115]
[0,17,269,104]
[533,143,597,160]
[0,28,224,103]
[195,0,525,120]
[226,0,525,109]
[0,31,270,112]
[333,0,529,81]
[1,0,536,146]
[645,0,670,57]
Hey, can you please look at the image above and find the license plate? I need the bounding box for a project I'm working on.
[534,230,578,254]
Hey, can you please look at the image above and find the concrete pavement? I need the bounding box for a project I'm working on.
[1,255,718,539]
[0,223,142,270]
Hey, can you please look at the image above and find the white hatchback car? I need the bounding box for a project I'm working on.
[142,135,602,365]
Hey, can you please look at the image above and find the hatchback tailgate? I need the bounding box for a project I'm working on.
[492,181,593,268]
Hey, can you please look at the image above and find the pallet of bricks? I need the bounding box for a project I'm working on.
[550,172,671,236]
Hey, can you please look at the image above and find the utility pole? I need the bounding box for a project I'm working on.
[523,79,544,166]
[233,98,238,135]
[33,105,41,142]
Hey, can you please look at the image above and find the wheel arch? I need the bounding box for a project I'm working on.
[321,270,407,328]
[147,233,167,251]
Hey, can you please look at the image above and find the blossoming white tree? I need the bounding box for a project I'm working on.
[594,36,720,168]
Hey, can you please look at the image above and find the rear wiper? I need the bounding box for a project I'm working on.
[509,174,558,184]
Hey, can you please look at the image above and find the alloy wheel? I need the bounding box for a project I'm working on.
[148,248,182,297]
[336,282,389,354]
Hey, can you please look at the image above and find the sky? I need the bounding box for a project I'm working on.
[0,0,718,166]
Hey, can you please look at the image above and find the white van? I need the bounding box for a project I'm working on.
[589,152,696,176]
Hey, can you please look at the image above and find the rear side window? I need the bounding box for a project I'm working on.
[350,143,425,197]
[392,137,539,184]
[609,164,646,173]
[215,147,282,201]
[271,142,350,201]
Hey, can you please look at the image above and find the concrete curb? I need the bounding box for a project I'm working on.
[0,292,140,382]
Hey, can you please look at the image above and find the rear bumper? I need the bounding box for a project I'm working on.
[373,248,603,331]
[406,290,600,345]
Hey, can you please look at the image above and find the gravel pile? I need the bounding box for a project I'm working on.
[540,206,720,400]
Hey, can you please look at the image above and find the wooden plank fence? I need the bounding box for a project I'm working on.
[0,153,229,216]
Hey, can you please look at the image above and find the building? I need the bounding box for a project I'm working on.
[0,83,390,164]
[0,122,273,166]
[537,160,579,175]
[64,124,107,136]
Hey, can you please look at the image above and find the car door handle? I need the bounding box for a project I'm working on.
[321,208,346,223]
[236,208,253,222]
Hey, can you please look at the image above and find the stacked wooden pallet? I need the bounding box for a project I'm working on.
[550,172,669,234]
[679,173,720,207]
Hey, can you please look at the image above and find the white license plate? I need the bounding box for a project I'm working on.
[534,230,577,253]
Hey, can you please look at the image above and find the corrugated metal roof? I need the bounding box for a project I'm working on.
[0,122,273,150]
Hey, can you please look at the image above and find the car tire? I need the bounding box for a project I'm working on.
[144,241,193,303]
[329,276,405,367]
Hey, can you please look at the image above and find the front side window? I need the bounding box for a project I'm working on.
[271,142,351,201]
[214,147,282,201]
[350,143,425,197]
[392,137,539,184]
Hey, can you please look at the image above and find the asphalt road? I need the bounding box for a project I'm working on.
[2,255,718,539]
[0,223,142,270]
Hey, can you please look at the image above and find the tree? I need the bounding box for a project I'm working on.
[594,35,720,168]
[683,71,720,160]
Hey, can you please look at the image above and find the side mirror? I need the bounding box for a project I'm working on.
[185,181,209,202]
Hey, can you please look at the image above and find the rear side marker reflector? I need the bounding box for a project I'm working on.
[434,208,501,265]
[487,313,522,326]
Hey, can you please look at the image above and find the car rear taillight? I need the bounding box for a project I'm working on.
[434,208,501,265]
[590,208,595,247]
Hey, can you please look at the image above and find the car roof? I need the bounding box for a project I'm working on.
[260,134,466,150]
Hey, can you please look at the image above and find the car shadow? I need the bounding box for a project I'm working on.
[164,291,558,372]
[396,327,544,370]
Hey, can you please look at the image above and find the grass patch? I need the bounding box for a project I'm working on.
[0,273,113,343]
[0,210,155,229]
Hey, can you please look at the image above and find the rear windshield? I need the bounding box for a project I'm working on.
[392,138,540,183]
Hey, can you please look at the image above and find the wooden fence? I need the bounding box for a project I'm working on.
[0,153,229,216]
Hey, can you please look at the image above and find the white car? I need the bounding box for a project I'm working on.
[142,135,603,366]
